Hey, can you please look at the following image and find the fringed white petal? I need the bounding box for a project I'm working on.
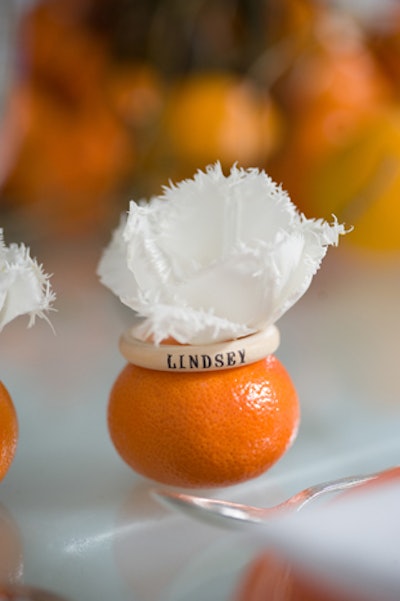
[132,304,253,346]
[98,163,347,344]
[0,229,55,331]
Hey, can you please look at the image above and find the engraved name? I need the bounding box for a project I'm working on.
[166,349,246,370]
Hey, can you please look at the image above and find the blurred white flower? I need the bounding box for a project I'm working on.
[98,163,346,344]
[0,229,55,332]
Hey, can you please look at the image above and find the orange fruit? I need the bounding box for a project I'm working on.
[0,0,136,238]
[309,106,400,250]
[108,355,299,488]
[0,382,18,482]
[161,72,282,177]
[267,8,391,215]
[234,467,400,601]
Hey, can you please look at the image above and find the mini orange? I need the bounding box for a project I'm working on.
[108,354,299,488]
[0,382,18,482]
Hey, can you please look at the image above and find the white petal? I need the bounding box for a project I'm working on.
[97,216,140,306]
[0,229,55,331]
[133,304,253,345]
[98,163,347,344]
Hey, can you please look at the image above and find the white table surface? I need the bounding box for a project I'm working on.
[1,239,400,601]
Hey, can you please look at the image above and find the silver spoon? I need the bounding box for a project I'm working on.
[152,469,387,529]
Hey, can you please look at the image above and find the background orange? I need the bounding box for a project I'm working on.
[2,0,400,250]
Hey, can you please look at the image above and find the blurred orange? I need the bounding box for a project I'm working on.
[161,72,282,179]
[107,64,164,130]
[310,106,400,250]
[1,82,134,235]
[233,550,368,601]
[0,0,136,237]
[268,8,392,215]
[367,5,400,98]
[2,0,397,244]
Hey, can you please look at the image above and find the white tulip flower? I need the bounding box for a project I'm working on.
[98,163,346,344]
[0,229,55,331]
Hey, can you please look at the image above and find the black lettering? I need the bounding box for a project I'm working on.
[227,351,236,366]
[238,349,246,364]
[167,354,176,369]
[214,353,224,367]
[189,355,199,369]
[202,354,212,368]
[179,355,186,369]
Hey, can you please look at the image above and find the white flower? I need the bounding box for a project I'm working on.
[98,163,346,344]
[0,229,55,332]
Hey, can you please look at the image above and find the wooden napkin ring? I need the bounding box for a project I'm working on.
[119,325,280,372]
